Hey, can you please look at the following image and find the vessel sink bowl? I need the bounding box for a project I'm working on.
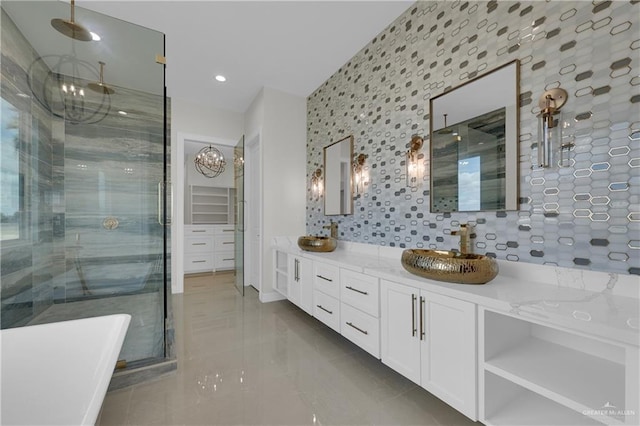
[401,249,498,284]
[297,236,338,253]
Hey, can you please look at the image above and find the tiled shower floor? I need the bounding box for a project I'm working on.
[28,291,164,363]
[97,272,475,425]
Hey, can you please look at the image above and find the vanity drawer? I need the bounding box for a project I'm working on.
[215,252,235,270]
[313,262,340,298]
[214,234,235,251]
[340,270,380,317]
[185,225,214,236]
[184,254,214,272]
[340,302,380,358]
[214,225,235,235]
[313,290,340,333]
[185,236,214,253]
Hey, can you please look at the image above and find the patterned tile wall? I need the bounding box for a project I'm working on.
[306,0,640,275]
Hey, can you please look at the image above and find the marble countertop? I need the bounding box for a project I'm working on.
[273,237,640,347]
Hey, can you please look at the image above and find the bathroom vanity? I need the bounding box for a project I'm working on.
[272,237,639,425]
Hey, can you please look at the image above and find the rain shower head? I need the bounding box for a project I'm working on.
[51,0,92,41]
[87,62,115,95]
[437,113,453,135]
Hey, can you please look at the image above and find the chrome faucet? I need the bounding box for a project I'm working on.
[323,220,338,239]
[451,223,472,254]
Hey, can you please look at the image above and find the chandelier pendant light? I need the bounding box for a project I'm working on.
[28,56,113,124]
[195,145,227,178]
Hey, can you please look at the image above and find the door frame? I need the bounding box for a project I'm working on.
[245,133,262,292]
[172,131,237,294]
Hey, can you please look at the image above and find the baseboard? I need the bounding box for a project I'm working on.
[259,291,286,303]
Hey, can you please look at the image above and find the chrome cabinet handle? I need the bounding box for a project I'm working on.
[192,230,206,233]
[316,305,333,315]
[223,242,234,245]
[346,322,368,335]
[223,229,234,232]
[420,296,425,340]
[223,258,234,261]
[345,285,368,295]
[412,294,417,337]
[193,260,206,263]
[192,243,206,246]
[317,275,332,282]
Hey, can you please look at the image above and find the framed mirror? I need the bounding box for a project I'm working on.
[430,60,519,212]
[324,135,354,215]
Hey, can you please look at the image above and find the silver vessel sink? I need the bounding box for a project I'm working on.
[401,249,498,284]
[297,236,338,253]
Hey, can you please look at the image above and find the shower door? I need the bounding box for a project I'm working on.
[0,1,169,366]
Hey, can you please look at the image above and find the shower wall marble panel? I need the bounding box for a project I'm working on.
[306,1,640,275]
[1,9,59,327]
[60,88,166,301]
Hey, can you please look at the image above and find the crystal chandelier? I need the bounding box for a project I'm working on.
[194,145,226,178]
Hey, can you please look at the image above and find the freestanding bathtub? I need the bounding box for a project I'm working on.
[0,314,131,425]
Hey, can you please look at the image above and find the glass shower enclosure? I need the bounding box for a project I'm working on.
[1,1,171,373]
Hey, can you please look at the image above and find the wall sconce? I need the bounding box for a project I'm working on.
[311,168,323,199]
[353,153,368,195]
[536,88,568,168]
[406,135,424,188]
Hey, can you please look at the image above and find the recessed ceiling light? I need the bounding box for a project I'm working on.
[118,110,128,116]
[90,32,101,41]
[215,75,227,82]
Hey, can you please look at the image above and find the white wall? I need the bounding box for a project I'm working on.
[171,91,306,297]
[245,87,307,301]
[171,97,244,144]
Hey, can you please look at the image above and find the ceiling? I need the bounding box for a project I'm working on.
[41,0,414,113]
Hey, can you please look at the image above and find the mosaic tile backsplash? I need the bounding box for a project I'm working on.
[306,0,640,276]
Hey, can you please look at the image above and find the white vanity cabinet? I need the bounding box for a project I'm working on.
[380,279,477,421]
[184,225,215,273]
[340,270,380,358]
[480,308,639,426]
[184,225,235,273]
[287,255,313,315]
[312,262,341,332]
[213,225,235,271]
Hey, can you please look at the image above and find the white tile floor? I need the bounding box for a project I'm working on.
[98,272,476,425]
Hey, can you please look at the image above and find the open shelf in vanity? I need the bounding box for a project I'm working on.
[273,250,289,297]
[480,308,636,426]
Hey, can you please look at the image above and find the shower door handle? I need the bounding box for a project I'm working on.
[158,181,172,225]
[236,200,247,232]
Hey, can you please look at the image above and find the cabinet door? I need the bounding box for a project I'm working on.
[380,280,421,384]
[420,291,477,420]
[297,257,313,315]
[287,256,301,307]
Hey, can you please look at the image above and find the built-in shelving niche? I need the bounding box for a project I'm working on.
[274,250,288,297]
[190,185,235,224]
[480,309,634,426]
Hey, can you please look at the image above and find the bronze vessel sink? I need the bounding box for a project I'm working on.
[297,236,338,253]
[401,249,498,284]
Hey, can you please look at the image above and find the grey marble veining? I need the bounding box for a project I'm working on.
[1,5,172,370]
